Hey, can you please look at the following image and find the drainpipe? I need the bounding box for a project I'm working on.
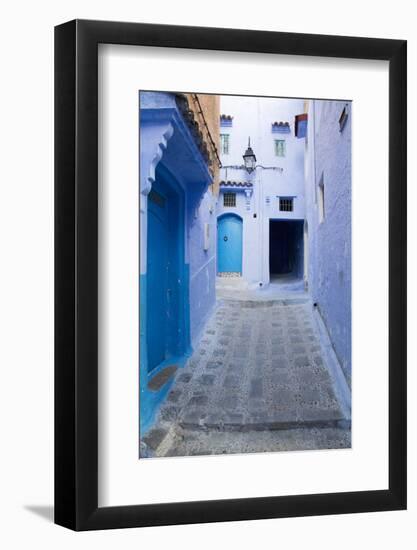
[259,169,264,287]
[311,100,317,293]
[258,98,264,288]
[313,100,317,203]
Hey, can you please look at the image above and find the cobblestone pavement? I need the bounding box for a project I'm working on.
[142,289,351,458]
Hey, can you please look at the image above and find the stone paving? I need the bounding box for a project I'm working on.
[161,426,351,457]
[142,286,350,458]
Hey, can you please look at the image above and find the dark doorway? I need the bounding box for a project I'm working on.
[269,220,304,279]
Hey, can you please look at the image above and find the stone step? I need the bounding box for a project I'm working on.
[142,414,351,457]
[178,410,349,432]
[162,425,352,457]
[218,297,310,306]
[147,365,178,391]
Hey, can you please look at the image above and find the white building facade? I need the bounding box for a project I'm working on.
[216,96,306,288]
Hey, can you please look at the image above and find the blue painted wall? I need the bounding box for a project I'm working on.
[139,91,215,434]
[188,189,217,347]
[304,100,352,384]
[139,270,189,433]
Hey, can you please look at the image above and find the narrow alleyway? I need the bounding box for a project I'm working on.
[142,281,351,457]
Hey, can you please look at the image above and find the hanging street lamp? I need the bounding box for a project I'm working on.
[242,138,257,173]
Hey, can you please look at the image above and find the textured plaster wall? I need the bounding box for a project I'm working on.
[188,189,217,346]
[178,93,220,346]
[305,100,352,382]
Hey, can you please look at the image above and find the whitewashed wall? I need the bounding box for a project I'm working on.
[217,95,305,286]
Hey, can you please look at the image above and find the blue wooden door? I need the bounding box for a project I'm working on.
[217,215,243,274]
[147,187,169,371]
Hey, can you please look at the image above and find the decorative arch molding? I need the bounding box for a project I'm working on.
[139,92,213,214]
[144,123,174,196]
[217,212,243,223]
[140,117,175,213]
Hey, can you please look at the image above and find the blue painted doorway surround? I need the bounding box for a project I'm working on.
[217,214,243,274]
[146,168,188,373]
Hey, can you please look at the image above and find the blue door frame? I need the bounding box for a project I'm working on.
[146,166,189,370]
[140,164,190,433]
[217,213,243,274]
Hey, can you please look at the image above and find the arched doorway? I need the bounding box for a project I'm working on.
[217,213,243,275]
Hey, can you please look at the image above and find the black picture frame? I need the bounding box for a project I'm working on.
[55,19,407,531]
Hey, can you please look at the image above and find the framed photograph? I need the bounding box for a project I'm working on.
[55,20,406,530]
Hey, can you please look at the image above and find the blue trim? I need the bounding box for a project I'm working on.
[272,127,291,134]
[217,212,243,222]
[269,217,304,222]
[220,186,252,193]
